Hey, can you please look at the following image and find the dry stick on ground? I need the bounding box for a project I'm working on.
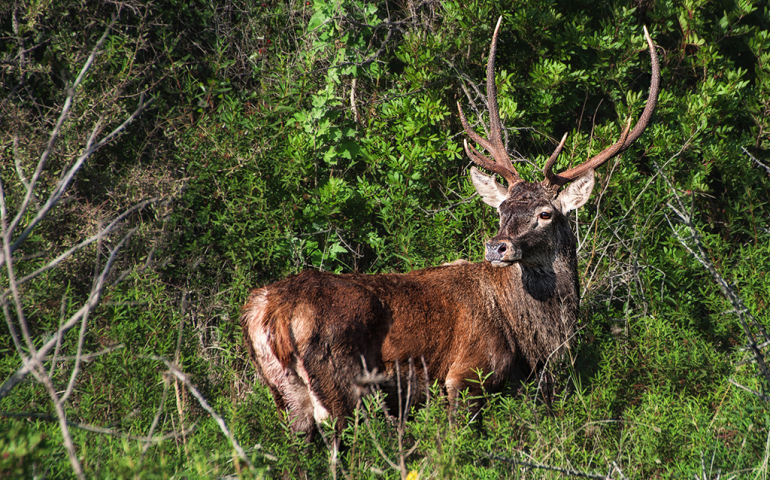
[660,169,770,399]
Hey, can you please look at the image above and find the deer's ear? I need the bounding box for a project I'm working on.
[470,167,508,209]
[558,169,595,214]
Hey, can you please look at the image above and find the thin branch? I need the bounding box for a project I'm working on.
[485,453,610,479]
[44,344,125,363]
[742,147,770,176]
[359,397,400,471]
[140,379,171,462]
[6,16,118,244]
[728,378,770,402]
[611,462,629,480]
[144,356,256,470]
[664,208,770,386]
[19,353,86,479]
[12,131,35,206]
[0,176,37,355]
[48,293,69,377]
[0,225,141,400]
[6,93,153,260]
[0,411,197,443]
[661,163,770,396]
[0,197,158,304]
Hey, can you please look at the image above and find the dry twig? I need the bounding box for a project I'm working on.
[144,355,256,470]
[485,452,612,479]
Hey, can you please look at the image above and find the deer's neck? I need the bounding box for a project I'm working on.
[490,256,579,370]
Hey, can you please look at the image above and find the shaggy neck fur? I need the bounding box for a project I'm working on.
[488,227,579,371]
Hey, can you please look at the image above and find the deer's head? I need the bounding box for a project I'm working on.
[459,19,659,268]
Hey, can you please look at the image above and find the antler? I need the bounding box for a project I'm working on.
[543,26,660,189]
[458,17,521,188]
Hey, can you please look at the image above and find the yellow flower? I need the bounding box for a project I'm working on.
[406,471,419,480]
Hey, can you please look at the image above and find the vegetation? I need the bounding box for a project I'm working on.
[1,0,769,477]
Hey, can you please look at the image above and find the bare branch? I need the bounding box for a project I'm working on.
[5,92,153,261]
[6,16,118,244]
[0,411,197,443]
[485,453,610,479]
[20,355,86,479]
[48,293,69,377]
[140,379,171,462]
[0,225,141,399]
[44,344,126,363]
[661,166,770,392]
[359,400,400,471]
[728,378,770,403]
[144,356,256,470]
[0,197,158,304]
[742,147,770,177]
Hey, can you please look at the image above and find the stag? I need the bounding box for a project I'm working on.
[241,19,659,435]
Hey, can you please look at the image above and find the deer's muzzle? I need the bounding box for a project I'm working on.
[485,240,521,266]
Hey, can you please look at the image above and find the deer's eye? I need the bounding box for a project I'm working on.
[539,211,552,220]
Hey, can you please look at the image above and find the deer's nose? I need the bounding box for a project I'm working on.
[485,240,518,264]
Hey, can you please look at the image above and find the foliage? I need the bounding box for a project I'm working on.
[1,0,769,477]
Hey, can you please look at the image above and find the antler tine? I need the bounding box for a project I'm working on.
[620,26,660,149]
[458,16,521,186]
[543,132,569,186]
[463,140,519,186]
[546,26,660,187]
[548,118,632,187]
[458,102,497,164]
[485,17,515,172]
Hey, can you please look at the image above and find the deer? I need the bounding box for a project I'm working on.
[241,18,660,436]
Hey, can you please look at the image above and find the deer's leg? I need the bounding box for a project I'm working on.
[445,380,461,425]
[445,368,486,427]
